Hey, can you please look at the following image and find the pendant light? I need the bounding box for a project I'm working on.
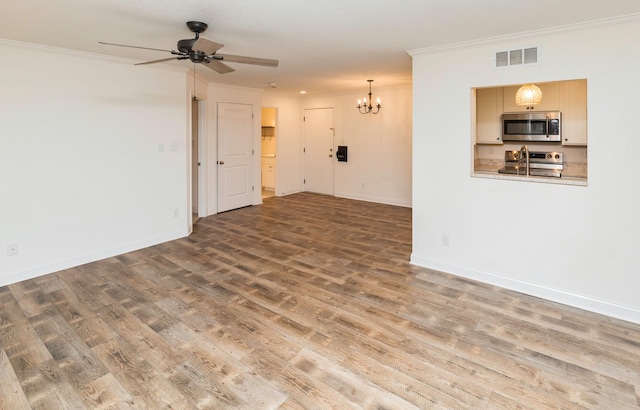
[515,83,542,108]
[357,80,381,114]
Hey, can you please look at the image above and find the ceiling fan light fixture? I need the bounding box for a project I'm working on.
[515,83,543,106]
[357,80,381,114]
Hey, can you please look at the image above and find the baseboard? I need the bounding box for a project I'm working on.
[335,192,412,208]
[0,229,189,288]
[411,254,640,325]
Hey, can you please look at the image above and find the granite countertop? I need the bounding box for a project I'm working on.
[472,169,587,186]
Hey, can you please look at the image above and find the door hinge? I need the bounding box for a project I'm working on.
[303,179,306,184]
[303,116,305,122]
[252,186,255,191]
[252,149,254,155]
[303,148,306,153]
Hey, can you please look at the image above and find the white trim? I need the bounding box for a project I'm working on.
[410,255,640,325]
[0,38,189,74]
[408,12,640,56]
[0,230,189,288]
[335,192,411,208]
[197,99,207,218]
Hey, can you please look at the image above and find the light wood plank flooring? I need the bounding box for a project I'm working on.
[1,192,639,409]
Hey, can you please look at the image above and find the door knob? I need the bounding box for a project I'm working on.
[329,154,333,157]
[218,160,225,165]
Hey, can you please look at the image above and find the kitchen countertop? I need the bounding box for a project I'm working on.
[472,170,587,186]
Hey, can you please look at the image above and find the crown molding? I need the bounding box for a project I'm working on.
[408,12,640,56]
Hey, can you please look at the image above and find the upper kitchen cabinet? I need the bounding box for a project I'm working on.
[503,82,559,113]
[475,87,504,144]
[262,107,276,127]
[559,79,588,146]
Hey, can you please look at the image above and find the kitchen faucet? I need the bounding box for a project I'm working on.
[519,145,529,176]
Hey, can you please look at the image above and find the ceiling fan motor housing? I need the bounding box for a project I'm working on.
[177,38,197,53]
[179,21,210,59]
[188,51,206,63]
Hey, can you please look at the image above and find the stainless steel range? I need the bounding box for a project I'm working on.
[498,147,564,178]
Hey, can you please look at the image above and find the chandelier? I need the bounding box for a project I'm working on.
[357,80,381,114]
[515,83,542,108]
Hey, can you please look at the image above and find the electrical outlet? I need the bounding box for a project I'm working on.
[158,143,165,152]
[170,142,179,152]
[441,235,450,247]
[7,242,18,256]
[361,182,365,189]
[173,208,179,218]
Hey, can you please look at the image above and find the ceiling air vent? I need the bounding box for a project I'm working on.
[494,46,539,68]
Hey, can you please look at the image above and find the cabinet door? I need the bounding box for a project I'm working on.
[560,79,588,146]
[476,87,503,144]
[261,160,275,188]
[503,82,559,112]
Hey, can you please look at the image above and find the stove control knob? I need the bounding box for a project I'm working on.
[555,154,560,159]
[547,154,552,159]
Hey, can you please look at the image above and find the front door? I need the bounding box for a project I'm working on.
[217,102,254,213]
[304,108,334,195]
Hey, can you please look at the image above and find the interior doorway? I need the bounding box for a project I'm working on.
[191,98,206,226]
[191,98,199,224]
[261,107,277,199]
[303,107,335,195]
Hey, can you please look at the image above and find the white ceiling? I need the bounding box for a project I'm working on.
[2,1,639,96]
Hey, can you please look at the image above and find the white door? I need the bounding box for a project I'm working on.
[217,102,254,213]
[304,108,334,195]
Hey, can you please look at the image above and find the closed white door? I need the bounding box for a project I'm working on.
[304,108,334,195]
[217,102,254,212]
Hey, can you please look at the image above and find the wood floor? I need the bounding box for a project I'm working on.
[1,193,639,409]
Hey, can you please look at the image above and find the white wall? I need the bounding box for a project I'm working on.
[0,40,190,286]
[301,86,412,207]
[204,86,411,211]
[410,17,640,323]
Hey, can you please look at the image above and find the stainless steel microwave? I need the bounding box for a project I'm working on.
[502,111,561,142]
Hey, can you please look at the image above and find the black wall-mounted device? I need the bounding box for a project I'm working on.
[336,146,348,162]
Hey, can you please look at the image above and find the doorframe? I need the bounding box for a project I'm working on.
[197,99,207,218]
[189,95,207,231]
[261,107,278,198]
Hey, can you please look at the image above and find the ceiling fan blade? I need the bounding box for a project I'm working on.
[202,59,235,74]
[214,54,279,67]
[98,41,173,53]
[135,57,180,66]
[193,38,224,55]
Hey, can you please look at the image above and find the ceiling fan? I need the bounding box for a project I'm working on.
[99,21,278,74]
